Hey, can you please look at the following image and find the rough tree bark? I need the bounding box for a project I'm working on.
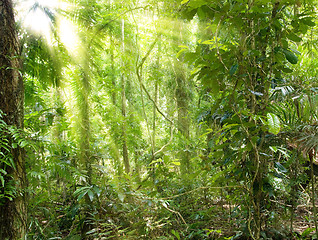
[0,0,27,239]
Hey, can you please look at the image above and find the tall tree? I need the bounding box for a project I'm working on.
[0,0,26,239]
[121,19,130,174]
[173,20,191,175]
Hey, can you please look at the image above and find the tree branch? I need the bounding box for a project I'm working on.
[136,35,173,125]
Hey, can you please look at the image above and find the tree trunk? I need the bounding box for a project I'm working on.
[175,63,190,174]
[0,0,27,239]
[151,77,158,183]
[121,19,130,174]
[76,46,92,239]
[173,21,190,175]
[110,35,117,106]
[78,55,92,185]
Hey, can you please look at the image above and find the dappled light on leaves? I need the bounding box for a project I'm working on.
[4,0,318,239]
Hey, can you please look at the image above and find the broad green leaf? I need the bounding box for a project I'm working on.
[77,191,87,201]
[269,146,278,152]
[229,64,238,76]
[280,66,293,73]
[9,157,16,170]
[87,190,94,201]
[299,23,309,34]
[188,0,206,8]
[291,19,299,29]
[287,32,302,42]
[282,49,298,64]
[73,186,90,197]
[267,113,280,135]
[19,140,28,148]
[300,17,315,27]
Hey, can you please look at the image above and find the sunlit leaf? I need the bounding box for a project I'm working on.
[267,113,281,135]
[201,40,214,45]
[269,146,278,152]
[176,48,188,59]
[188,0,207,8]
[149,159,162,165]
[77,191,87,201]
[301,227,315,237]
[118,192,125,202]
[87,189,94,201]
[275,162,287,173]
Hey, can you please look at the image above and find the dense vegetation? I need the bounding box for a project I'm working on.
[1,0,318,239]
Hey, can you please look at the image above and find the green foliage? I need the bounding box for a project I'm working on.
[267,113,281,135]
[13,0,318,239]
[0,110,30,205]
[282,48,299,65]
[73,185,101,202]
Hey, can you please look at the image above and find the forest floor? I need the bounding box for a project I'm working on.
[294,205,314,233]
[292,202,317,239]
[203,196,318,239]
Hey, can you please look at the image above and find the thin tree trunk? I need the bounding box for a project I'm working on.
[79,53,92,240]
[110,35,116,106]
[121,19,130,174]
[151,80,158,183]
[52,59,65,198]
[80,70,92,184]
[0,0,27,239]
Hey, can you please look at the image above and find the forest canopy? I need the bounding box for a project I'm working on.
[0,0,318,239]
